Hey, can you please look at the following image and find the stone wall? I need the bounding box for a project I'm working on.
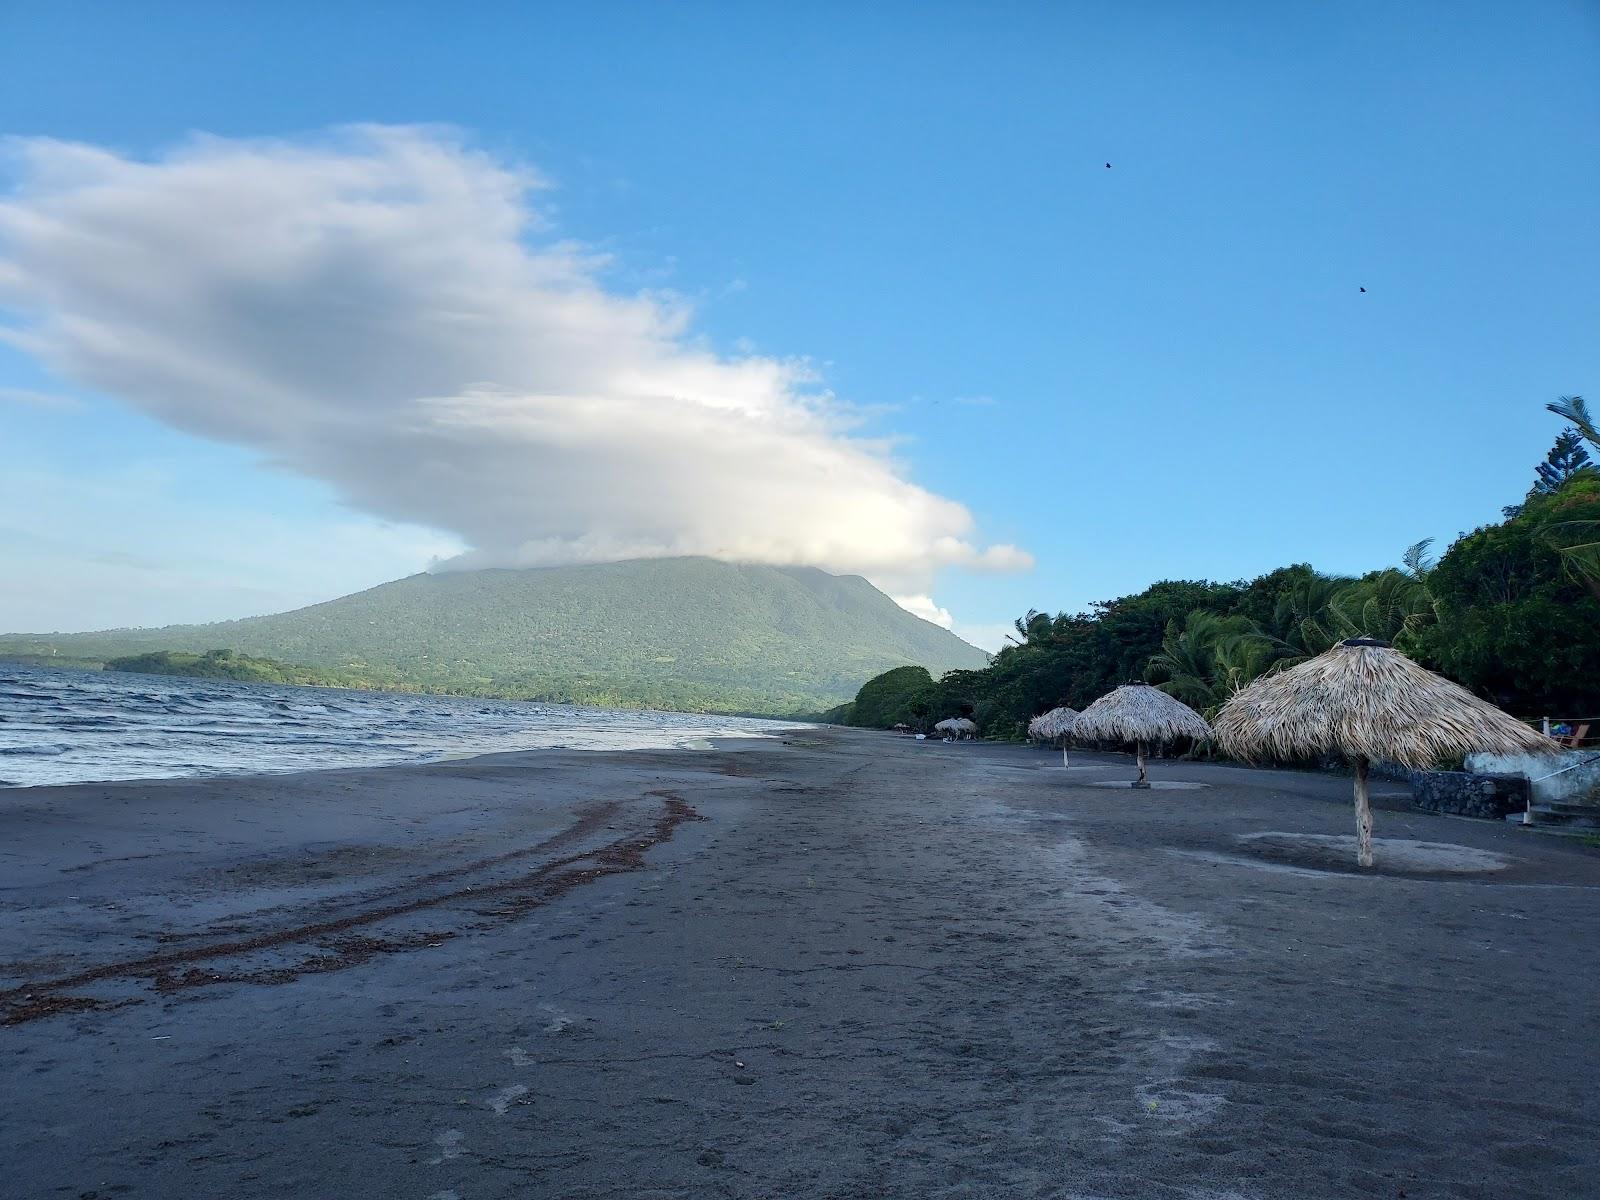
[1410,769,1531,821]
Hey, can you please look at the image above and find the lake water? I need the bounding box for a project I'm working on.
[0,665,804,788]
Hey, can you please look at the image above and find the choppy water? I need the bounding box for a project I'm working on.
[0,665,804,788]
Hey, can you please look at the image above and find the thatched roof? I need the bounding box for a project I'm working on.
[1072,683,1211,745]
[1030,706,1078,739]
[1214,639,1559,769]
[935,717,978,735]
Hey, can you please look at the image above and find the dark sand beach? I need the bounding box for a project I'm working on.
[3,728,1598,1199]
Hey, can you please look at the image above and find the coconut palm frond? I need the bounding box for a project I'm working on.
[1153,671,1219,710]
[1402,538,1436,579]
[1325,569,1437,647]
[1148,611,1281,716]
[1271,574,1349,656]
[1540,519,1600,601]
[1547,395,1599,451]
[1211,632,1286,700]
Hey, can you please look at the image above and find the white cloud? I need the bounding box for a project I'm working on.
[0,126,1030,603]
[891,593,955,628]
[891,596,1016,655]
[952,622,1016,654]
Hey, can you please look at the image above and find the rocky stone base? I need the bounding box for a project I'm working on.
[1410,769,1531,821]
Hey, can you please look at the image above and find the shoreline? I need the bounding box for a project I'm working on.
[1,659,816,789]
[0,725,810,794]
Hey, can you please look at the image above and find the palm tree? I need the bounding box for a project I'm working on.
[1270,573,1350,658]
[1547,395,1600,450]
[1150,545,1438,717]
[1323,559,1436,649]
[1149,611,1279,715]
[1209,629,1285,702]
[1536,397,1600,598]
[1008,609,1056,647]
[1401,538,1436,580]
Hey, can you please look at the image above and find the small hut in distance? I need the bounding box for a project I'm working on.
[934,717,978,741]
[1072,683,1211,787]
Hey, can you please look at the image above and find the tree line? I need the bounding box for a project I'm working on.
[834,398,1600,736]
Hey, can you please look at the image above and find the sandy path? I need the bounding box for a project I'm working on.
[3,730,1598,1198]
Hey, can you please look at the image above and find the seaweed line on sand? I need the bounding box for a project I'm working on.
[0,792,703,1026]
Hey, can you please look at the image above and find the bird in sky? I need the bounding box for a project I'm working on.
[1105,162,1111,169]
[1360,287,1367,293]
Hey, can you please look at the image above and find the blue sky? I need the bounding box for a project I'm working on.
[2,2,1598,647]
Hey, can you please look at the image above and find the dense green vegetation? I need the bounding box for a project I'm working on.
[104,649,350,686]
[829,664,936,730]
[845,398,1600,738]
[1416,479,1600,712]
[0,558,988,716]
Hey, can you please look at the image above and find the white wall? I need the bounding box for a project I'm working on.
[1467,750,1600,805]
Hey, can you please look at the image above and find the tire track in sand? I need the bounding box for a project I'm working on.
[0,792,702,1025]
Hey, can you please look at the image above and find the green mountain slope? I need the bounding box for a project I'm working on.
[0,558,989,714]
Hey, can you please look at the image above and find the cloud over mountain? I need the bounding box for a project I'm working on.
[0,126,1029,598]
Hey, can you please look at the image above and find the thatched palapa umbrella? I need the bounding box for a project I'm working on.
[934,717,978,741]
[1072,683,1210,787]
[1215,639,1559,867]
[1030,706,1079,765]
[1033,707,1077,740]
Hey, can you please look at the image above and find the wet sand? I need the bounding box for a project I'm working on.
[3,729,1598,1199]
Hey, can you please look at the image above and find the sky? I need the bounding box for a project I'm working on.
[2,2,1597,650]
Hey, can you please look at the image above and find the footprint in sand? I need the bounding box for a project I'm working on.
[429,1129,464,1164]
[1136,1083,1226,1130]
[488,1084,528,1115]
[538,1002,581,1033]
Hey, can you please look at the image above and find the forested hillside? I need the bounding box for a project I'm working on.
[0,558,988,715]
[103,649,348,686]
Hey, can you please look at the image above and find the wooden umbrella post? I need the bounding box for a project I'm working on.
[1132,741,1150,789]
[1353,755,1375,867]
